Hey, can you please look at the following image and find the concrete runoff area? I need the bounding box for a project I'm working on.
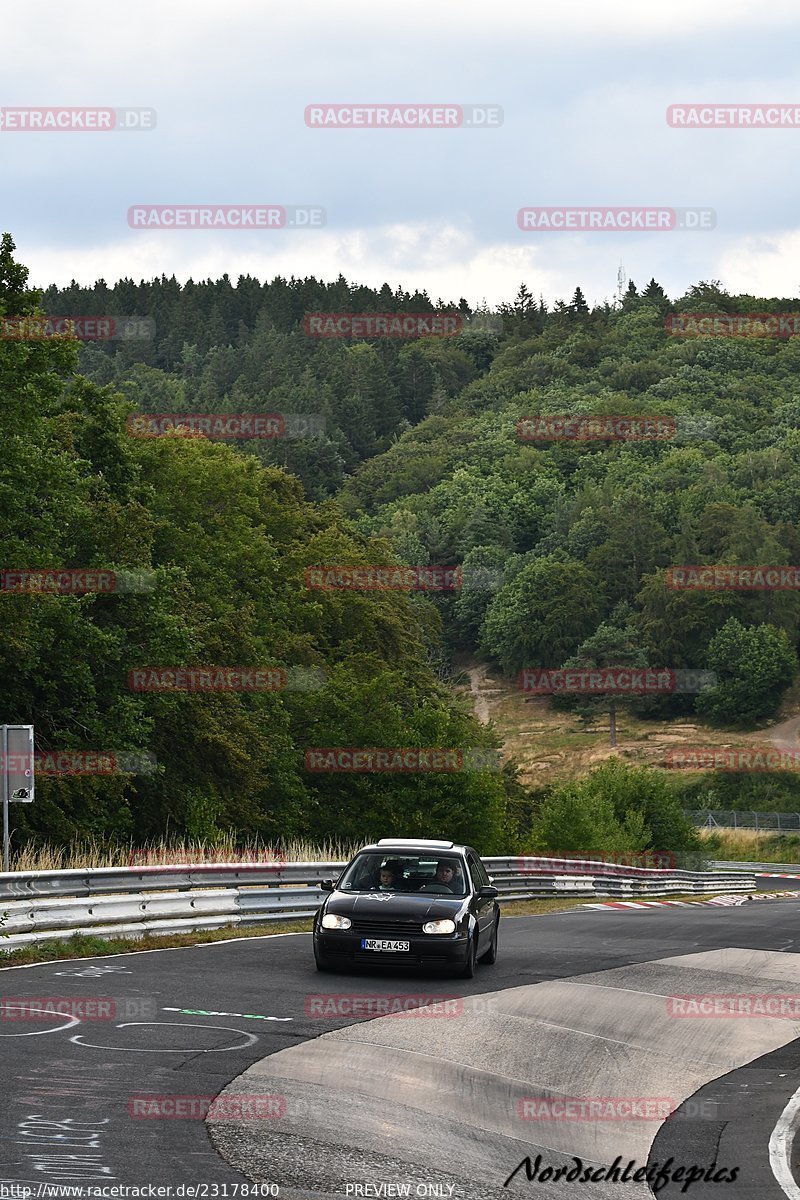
[209,948,800,1199]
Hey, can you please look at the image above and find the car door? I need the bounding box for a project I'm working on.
[466,852,494,948]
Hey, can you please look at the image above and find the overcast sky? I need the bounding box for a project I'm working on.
[4,0,800,307]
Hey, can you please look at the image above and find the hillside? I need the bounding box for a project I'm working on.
[11,259,800,848]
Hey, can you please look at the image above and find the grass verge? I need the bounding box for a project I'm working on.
[698,828,800,864]
[0,920,313,967]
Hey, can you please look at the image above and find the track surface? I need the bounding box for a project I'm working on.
[2,898,800,1196]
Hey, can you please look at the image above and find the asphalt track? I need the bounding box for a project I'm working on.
[2,892,800,1199]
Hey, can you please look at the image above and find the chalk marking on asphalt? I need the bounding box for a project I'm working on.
[769,1081,800,1199]
[163,1006,293,1021]
[0,1004,81,1037]
[69,1021,259,1052]
[53,964,132,976]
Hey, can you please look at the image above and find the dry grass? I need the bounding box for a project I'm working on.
[454,656,798,787]
[698,827,800,865]
[9,836,359,873]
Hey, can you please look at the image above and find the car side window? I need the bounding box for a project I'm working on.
[466,854,484,891]
[478,857,492,887]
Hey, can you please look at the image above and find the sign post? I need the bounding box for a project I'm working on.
[2,725,34,873]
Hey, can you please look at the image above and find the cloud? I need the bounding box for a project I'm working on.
[5,0,800,306]
[717,231,800,298]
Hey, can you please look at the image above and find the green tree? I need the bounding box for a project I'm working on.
[695,619,796,725]
[480,555,603,674]
[554,607,650,746]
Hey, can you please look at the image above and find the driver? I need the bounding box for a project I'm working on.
[433,860,457,891]
[419,859,458,893]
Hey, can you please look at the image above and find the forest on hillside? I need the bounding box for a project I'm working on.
[4,233,800,853]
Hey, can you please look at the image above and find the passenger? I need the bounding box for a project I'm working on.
[375,861,401,891]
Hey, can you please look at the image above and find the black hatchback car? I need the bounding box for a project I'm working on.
[312,839,500,976]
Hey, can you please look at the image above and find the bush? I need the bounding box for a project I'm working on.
[527,760,701,855]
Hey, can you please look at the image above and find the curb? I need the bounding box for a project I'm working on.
[582,895,758,911]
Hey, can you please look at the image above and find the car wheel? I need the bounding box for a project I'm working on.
[479,916,499,965]
[461,934,478,979]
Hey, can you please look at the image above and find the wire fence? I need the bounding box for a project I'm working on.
[687,810,800,831]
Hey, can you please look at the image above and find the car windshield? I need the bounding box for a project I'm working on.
[337,852,468,897]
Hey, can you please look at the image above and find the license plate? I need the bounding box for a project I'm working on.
[361,938,410,952]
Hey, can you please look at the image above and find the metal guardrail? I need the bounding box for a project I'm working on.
[707,859,800,874]
[688,810,800,830]
[0,857,757,953]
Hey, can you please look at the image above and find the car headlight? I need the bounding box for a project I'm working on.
[321,913,351,930]
[423,919,456,935]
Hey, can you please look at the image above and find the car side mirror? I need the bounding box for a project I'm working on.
[320,879,335,892]
[478,885,499,899]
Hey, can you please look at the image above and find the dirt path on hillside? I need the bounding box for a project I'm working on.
[467,663,492,723]
[767,714,800,750]
[463,661,506,725]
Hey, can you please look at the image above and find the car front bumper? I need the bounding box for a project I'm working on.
[314,929,471,968]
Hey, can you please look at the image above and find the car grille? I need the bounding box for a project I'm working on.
[351,917,426,938]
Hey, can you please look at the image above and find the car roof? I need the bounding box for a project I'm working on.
[358,839,471,856]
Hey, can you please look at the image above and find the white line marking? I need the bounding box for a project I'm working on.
[0,1004,81,1037]
[70,1021,259,1052]
[770,1082,800,1199]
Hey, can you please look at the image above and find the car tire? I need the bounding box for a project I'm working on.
[479,916,499,965]
[461,934,478,979]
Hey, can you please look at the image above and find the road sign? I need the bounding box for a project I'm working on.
[2,724,34,873]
